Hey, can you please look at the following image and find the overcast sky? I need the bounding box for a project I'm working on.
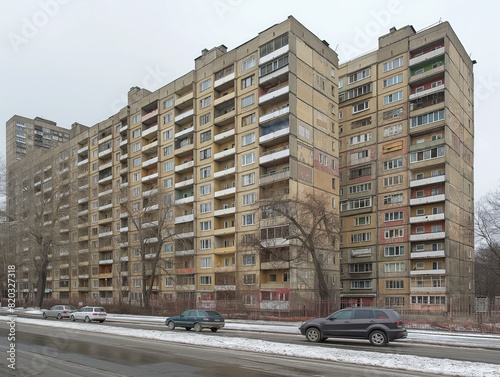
[0,0,498,200]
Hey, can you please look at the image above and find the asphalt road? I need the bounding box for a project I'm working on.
[0,321,434,377]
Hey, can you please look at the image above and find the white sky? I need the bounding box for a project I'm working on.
[0,0,498,200]
[4,312,500,376]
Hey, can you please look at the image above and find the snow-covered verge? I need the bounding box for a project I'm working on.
[2,312,500,377]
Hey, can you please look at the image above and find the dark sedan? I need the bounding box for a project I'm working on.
[165,309,225,332]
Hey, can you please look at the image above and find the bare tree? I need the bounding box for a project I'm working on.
[7,154,73,308]
[475,190,500,299]
[249,190,340,316]
[119,186,177,312]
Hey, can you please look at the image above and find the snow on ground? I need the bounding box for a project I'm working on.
[2,310,500,377]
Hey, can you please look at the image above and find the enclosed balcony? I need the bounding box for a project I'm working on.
[410,250,445,259]
[409,231,445,242]
[409,46,445,67]
[410,268,446,276]
[409,194,445,206]
[410,174,445,188]
[214,102,235,126]
[259,84,289,106]
[409,213,445,224]
[259,105,289,125]
[259,121,290,146]
[141,108,158,125]
[409,83,445,101]
[214,66,235,91]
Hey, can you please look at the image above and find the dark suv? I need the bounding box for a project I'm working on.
[299,307,407,346]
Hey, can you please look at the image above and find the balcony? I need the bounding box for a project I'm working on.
[214,147,235,161]
[175,108,194,125]
[214,108,235,126]
[174,232,195,239]
[259,146,290,167]
[98,148,112,159]
[410,250,445,259]
[174,178,194,189]
[261,261,289,270]
[77,145,89,155]
[214,166,236,180]
[98,175,113,185]
[214,128,235,144]
[77,158,89,167]
[409,84,445,101]
[259,65,289,86]
[175,214,194,224]
[142,124,158,140]
[410,286,446,293]
[213,246,236,255]
[409,64,445,86]
[214,186,236,199]
[142,108,158,124]
[409,231,446,242]
[141,172,158,182]
[410,194,445,206]
[214,72,235,91]
[214,227,236,237]
[259,106,289,125]
[174,160,194,173]
[410,269,446,276]
[259,45,289,65]
[175,92,194,109]
[410,175,445,188]
[409,47,445,67]
[143,188,158,197]
[98,258,113,265]
[410,213,445,224]
[260,170,290,185]
[214,207,235,217]
[213,91,235,107]
[175,195,194,205]
[142,156,158,168]
[259,125,290,146]
[175,126,194,140]
[259,85,289,106]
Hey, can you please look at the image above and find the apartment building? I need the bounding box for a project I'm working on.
[338,23,475,311]
[6,16,340,311]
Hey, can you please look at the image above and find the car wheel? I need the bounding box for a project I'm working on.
[185,327,192,331]
[305,327,322,342]
[70,315,76,322]
[57,313,62,320]
[210,327,218,333]
[84,316,91,323]
[369,330,388,346]
[194,323,202,332]
[42,313,47,319]
[167,321,176,330]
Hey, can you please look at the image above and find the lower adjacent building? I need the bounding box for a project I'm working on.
[5,18,475,313]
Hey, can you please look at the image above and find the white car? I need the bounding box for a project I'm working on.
[70,306,107,323]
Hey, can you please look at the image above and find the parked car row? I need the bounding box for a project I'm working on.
[41,305,407,346]
[42,305,107,323]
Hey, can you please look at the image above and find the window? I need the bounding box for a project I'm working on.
[200,202,212,213]
[410,146,445,163]
[200,239,211,250]
[349,165,371,179]
[386,280,404,289]
[242,56,256,71]
[199,79,211,92]
[201,257,211,268]
[340,83,372,102]
[200,130,211,143]
[385,211,403,222]
[241,94,255,108]
[340,197,372,212]
[242,213,255,226]
[200,221,211,231]
[241,152,255,166]
[242,113,256,127]
[133,157,141,167]
[132,113,141,124]
[241,133,255,146]
[384,124,403,137]
[164,244,173,254]
[355,216,371,226]
[384,262,405,272]
[241,75,254,89]
[383,175,403,187]
[200,276,212,285]
[259,55,289,77]
[383,193,403,204]
[200,166,211,179]
[383,158,403,170]
[163,160,174,172]
[351,232,371,243]
[349,183,371,194]
[242,172,255,186]
[243,274,256,284]
[411,109,445,128]
[242,254,256,266]
[163,113,173,124]
[199,113,211,126]
[163,145,173,156]
[200,148,211,160]
[384,228,404,239]
[383,57,403,72]
[349,133,371,145]
[352,101,369,114]
[132,128,141,138]
[348,68,370,84]
[383,74,403,88]
[163,97,174,109]
[200,184,211,196]
[432,261,442,270]
[163,129,173,140]
[383,90,403,105]
[351,280,372,289]
[384,246,405,256]
[242,192,256,206]
[259,33,288,57]
[200,96,211,109]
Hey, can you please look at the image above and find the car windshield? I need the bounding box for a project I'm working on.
[66,306,76,310]
[95,307,105,312]
[331,310,353,320]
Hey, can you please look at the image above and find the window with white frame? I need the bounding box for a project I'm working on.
[241,132,255,146]
[242,172,255,186]
[384,228,404,239]
[200,202,212,214]
[241,152,255,166]
[200,96,211,109]
[383,175,403,187]
[241,75,254,89]
[242,192,256,206]
[383,193,403,204]
[241,94,255,108]
[163,97,173,109]
[200,239,211,250]
[383,90,403,105]
[242,213,255,226]
[242,56,256,71]
[352,101,369,114]
[383,57,403,72]
[199,79,211,92]
[384,211,403,222]
[163,160,174,172]
[200,148,211,160]
[355,216,371,226]
[200,184,211,196]
[384,262,405,272]
[348,68,370,84]
[200,221,211,231]
[163,129,173,140]
[384,246,405,256]
[349,133,371,145]
[383,74,403,88]
[410,146,445,162]
[200,166,211,179]
[200,276,212,285]
[351,232,371,243]
[163,145,173,156]
[163,113,173,124]
[242,254,256,266]
[199,113,211,126]
[201,257,211,269]
[383,158,403,170]
[348,183,371,194]
[384,124,403,137]
[351,280,372,289]
[340,197,372,211]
